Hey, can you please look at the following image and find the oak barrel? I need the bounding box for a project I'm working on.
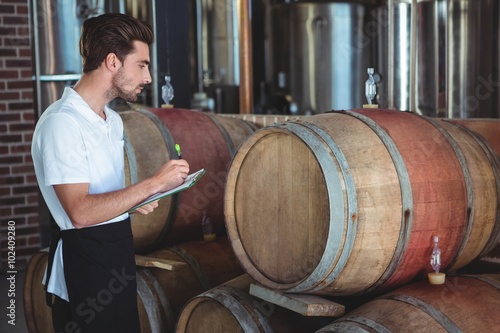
[446,118,500,155]
[221,114,303,128]
[176,274,330,333]
[120,107,256,252]
[225,109,500,296]
[141,237,245,319]
[23,250,175,333]
[316,274,500,332]
[23,250,52,333]
[136,268,175,333]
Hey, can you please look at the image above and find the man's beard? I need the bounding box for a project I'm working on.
[108,68,144,102]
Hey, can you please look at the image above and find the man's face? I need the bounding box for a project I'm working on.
[111,41,151,102]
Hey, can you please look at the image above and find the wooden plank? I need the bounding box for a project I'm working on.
[249,284,345,317]
[135,254,186,270]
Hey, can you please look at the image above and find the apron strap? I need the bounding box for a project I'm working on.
[44,217,61,307]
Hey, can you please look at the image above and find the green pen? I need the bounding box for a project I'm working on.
[175,143,182,159]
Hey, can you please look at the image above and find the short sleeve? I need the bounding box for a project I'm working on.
[39,113,90,185]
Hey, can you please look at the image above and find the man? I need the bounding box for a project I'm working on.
[31,13,188,332]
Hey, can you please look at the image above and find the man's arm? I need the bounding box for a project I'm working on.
[54,159,189,228]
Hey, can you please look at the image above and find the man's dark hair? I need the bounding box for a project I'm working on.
[79,13,154,73]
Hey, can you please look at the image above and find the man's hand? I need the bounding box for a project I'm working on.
[152,159,190,193]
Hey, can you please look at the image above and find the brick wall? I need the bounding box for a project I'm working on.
[0,0,41,270]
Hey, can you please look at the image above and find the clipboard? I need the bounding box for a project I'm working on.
[128,168,206,212]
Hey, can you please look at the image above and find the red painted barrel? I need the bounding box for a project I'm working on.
[317,274,500,332]
[120,107,256,252]
[225,109,500,296]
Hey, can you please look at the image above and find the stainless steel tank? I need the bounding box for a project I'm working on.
[31,0,92,117]
[446,0,500,118]
[198,0,239,87]
[380,0,500,118]
[30,0,159,118]
[269,1,377,114]
[192,0,240,113]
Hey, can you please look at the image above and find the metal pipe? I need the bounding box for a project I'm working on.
[387,0,394,109]
[409,0,417,111]
[150,0,158,107]
[196,0,204,93]
[30,0,42,119]
[238,0,253,114]
[38,74,82,81]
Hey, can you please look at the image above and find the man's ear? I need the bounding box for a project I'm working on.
[104,53,120,71]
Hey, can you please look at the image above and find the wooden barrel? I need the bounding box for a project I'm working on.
[208,114,260,152]
[120,107,256,252]
[225,109,500,296]
[176,274,331,333]
[221,114,303,128]
[23,249,52,333]
[429,119,500,264]
[458,241,500,274]
[136,268,176,333]
[141,237,245,319]
[316,274,500,332]
[23,250,175,333]
[443,118,500,261]
[446,118,500,155]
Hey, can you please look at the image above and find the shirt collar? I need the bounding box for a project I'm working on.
[62,87,115,126]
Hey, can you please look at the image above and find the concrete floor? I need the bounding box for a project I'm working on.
[1,270,28,332]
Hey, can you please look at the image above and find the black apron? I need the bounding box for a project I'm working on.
[58,218,140,333]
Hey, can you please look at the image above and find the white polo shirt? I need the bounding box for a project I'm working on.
[31,87,129,301]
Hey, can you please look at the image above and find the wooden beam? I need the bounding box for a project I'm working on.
[249,284,345,317]
[135,254,186,271]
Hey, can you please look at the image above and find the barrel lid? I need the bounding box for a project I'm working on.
[225,123,348,290]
